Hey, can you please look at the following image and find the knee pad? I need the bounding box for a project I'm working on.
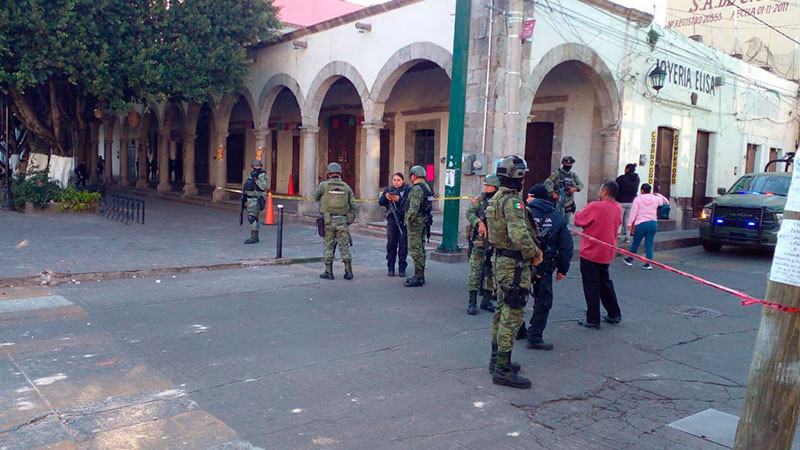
[248,214,257,224]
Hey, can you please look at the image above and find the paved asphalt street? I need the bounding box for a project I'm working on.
[0,235,784,449]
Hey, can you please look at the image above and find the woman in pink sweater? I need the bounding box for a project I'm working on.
[623,183,668,269]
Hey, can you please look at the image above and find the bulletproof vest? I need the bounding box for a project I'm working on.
[320,178,350,215]
[243,169,265,192]
[404,182,433,215]
[559,170,576,188]
[529,209,556,256]
[486,190,535,250]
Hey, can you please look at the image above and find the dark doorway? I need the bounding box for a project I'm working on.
[270,131,278,192]
[327,114,357,189]
[292,134,300,194]
[692,131,710,217]
[227,132,245,184]
[414,129,436,192]
[171,141,184,187]
[524,122,555,193]
[195,106,212,184]
[379,129,391,188]
[655,127,676,198]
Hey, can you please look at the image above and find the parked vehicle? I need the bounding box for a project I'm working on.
[699,172,790,252]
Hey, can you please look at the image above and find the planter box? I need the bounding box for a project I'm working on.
[24,201,98,214]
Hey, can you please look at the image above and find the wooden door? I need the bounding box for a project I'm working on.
[270,131,278,192]
[692,131,710,217]
[655,127,674,198]
[523,122,554,193]
[767,148,778,172]
[292,135,300,193]
[745,144,758,174]
[327,115,357,189]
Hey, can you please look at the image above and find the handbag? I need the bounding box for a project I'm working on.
[657,203,670,220]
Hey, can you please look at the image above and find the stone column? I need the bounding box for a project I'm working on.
[211,130,229,202]
[88,135,99,183]
[136,140,148,188]
[157,132,170,192]
[254,128,269,178]
[298,126,319,216]
[361,122,383,224]
[183,133,198,196]
[119,138,130,186]
[104,138,114,184]
[601,128,621,182]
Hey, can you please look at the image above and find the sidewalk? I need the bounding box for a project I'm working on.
[1,192,700,285]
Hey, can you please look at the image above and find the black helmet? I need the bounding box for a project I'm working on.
[561,156,576,165]
[495,155,528,179]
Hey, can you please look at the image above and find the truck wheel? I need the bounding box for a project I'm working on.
[702,242,722,253]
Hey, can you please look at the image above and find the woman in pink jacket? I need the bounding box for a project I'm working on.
[623,183,668,270]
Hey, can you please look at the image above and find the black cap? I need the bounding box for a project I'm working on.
[529,184,549,200]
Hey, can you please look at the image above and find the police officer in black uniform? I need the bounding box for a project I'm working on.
[378,172,410,277]
[523,184,573,351]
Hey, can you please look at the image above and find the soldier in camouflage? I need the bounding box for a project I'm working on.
[486,155,543,389]
[403,165,433,287]
[243,159,269,244]
[314,163,357,280]
[543,156,584,222]
[465,174,500,315]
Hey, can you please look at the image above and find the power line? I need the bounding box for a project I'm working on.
[728,2,800,46]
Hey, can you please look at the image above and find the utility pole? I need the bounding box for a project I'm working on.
[505,0,524,155]
[734,157,800,448]
[438,0,471,253]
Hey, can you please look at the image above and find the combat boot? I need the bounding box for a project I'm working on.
[488,343,520,374]
[492,351,531,389]
[319,263,334,280]
[344,261,353,280]
[244,230,259,244]
[404,268,425,287]
[467,291,478,315]
[480,295,495,313]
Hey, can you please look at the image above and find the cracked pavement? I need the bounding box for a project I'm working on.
[0,239,783,449]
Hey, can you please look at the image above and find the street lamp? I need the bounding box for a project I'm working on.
[648,65,667,93]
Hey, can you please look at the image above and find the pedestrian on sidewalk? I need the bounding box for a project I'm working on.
[97,156,105,179]
[624,183,669,270]
[378,172,410,278]
[574,180,623,329]
[315,163,356,280]
[522,184,573,351]
[464,174,500,315]
[615,163,640,243]
[75,160,87,188]
[403,165,433,287]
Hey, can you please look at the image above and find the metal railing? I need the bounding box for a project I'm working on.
[98,194,145,224]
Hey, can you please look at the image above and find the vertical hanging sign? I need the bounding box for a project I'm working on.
[521,20,536,41]
[671,133,679,185]
[648,131,657,184]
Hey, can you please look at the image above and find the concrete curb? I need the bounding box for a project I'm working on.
[0,257,324,288]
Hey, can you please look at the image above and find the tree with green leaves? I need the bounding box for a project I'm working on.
[0,0,280,157]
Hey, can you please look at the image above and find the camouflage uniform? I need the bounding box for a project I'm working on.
[314,175,356,279]
[486,155,541,389]
[543,167,584,221]
[404,179,433,286]
[242,163,269,244]
[244,170,269,231]
[466,194,495,293]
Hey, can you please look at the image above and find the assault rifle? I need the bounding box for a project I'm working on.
[239,192,246,226]
[424,214,433,243]
[478,244,494,295]
[555,177,575,215]
[388,201,403,233]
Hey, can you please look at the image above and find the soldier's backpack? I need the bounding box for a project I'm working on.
[322,180,350,215]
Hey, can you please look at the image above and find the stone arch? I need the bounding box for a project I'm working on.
[370,42,453,104]
[522,43,620,128]
[303,61,370,126]
[257,73,305,129]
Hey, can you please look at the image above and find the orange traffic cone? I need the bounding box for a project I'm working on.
[287,174,295,196]
[264,192,275,225]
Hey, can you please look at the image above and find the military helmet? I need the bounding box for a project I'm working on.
[326,162,342,174]
[409,165,427,178]
[483,174,501,187]
[561,156,576,165]
[251,159,263,167]
[495,155,528,179]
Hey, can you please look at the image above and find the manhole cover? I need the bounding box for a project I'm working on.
[669,305,723,317]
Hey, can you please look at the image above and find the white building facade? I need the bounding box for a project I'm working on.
[99,0,798,228]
